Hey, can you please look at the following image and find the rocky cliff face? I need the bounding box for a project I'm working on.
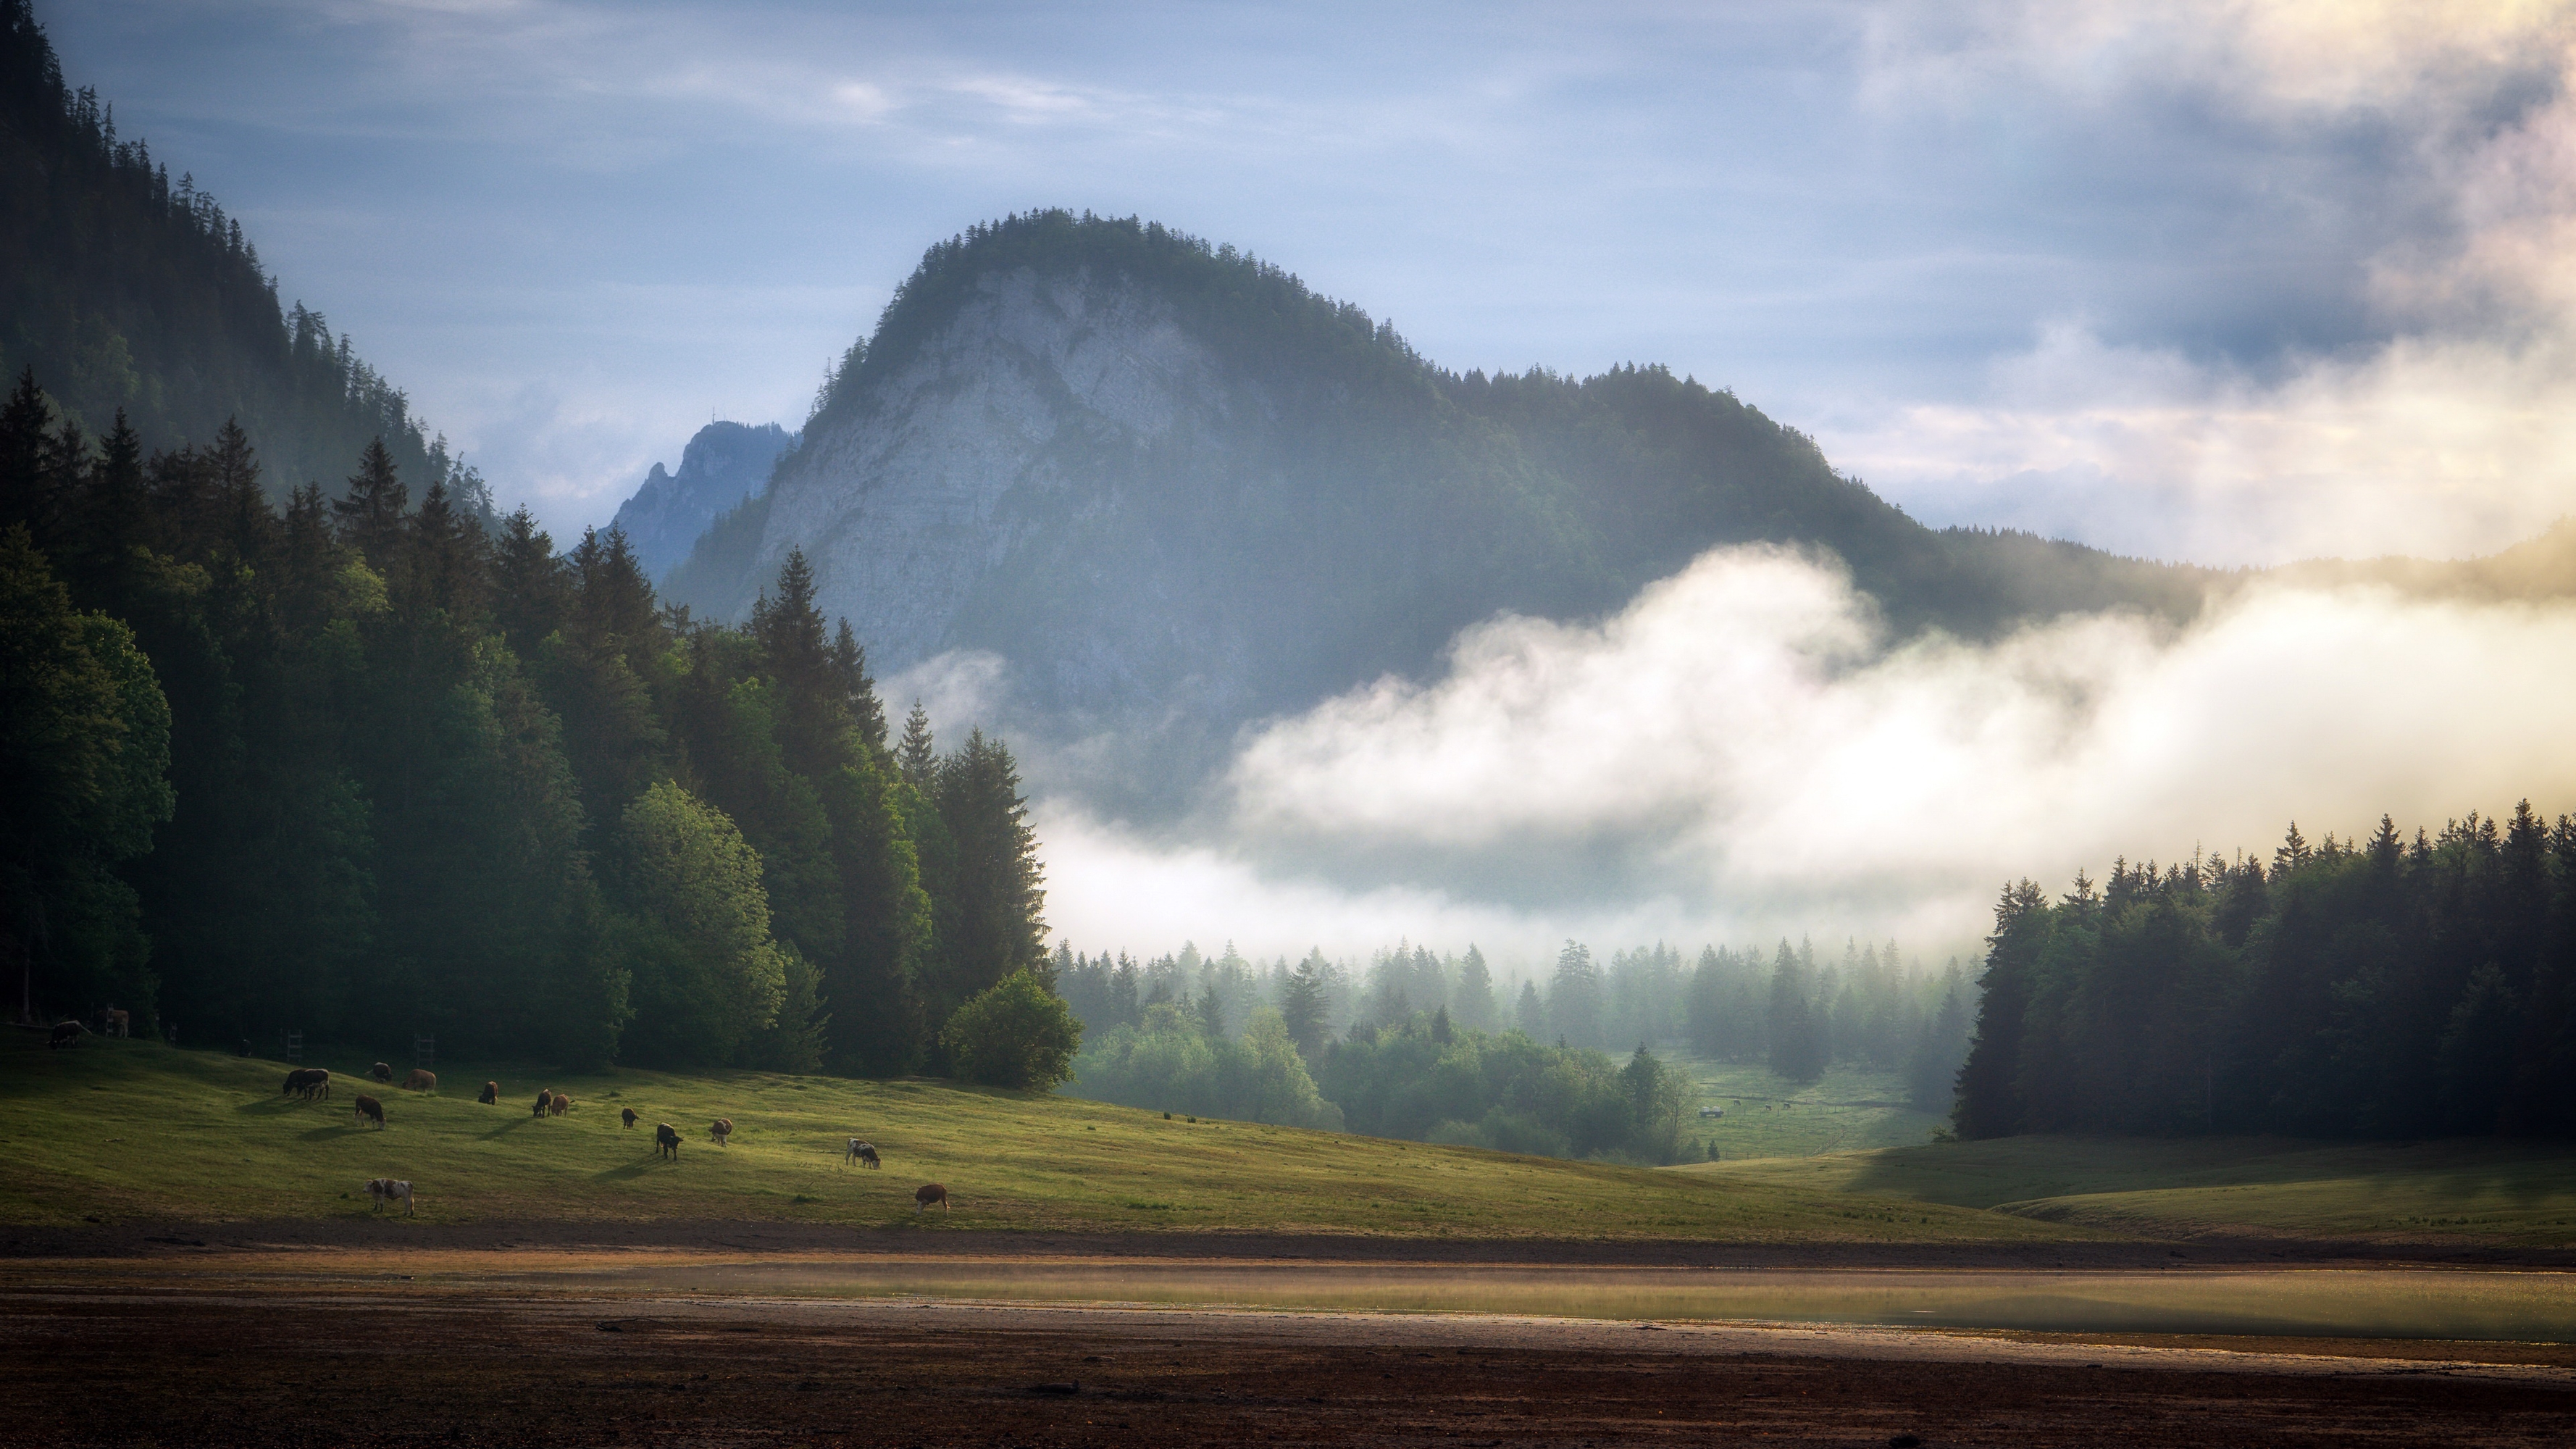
[611,420,795,580]
[754,265,1240,696]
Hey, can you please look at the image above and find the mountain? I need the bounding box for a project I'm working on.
[666,212,2214,806]
[610,419,795,580]
[0,0,477,506]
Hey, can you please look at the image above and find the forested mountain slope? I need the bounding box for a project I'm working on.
[664,213,2218,803]
[0,0,477,508]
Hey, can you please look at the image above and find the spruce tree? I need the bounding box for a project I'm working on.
[333,438,406,566]
[896,701,935,787]
[1278,949,1330,1062]
[832,619,887,755]
[925,728,1047,1027]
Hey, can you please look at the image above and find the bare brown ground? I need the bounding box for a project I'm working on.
[7,1259,2576,1448]
[9,1217,2573,1268]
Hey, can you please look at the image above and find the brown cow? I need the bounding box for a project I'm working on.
[101,1008,128,1038]
[533,1089,553,1118]
[709,1118,732,1147]
[477,1080,499,1105]
[654,1123,681,1160]
[402,1069,436,1093]
[620,1107,637,1129]
[369,1062,392,1084]
[914,1183,949,1214]
[47,1021,81,1049]
[549,1091,572,1116]
[354,1094,385,1129]
[283,1067,330,1101]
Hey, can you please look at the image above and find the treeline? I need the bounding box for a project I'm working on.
[1683,940,1973,1106]
[0,1,474,508]
[0,367,1066,1076]
[1954,808,2576,1140]
[1055,933,1967,1164]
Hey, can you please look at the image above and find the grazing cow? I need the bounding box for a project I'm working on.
[654,1123,681,1160]
[845,1140,879,1169]
[354,1094,385,1129]
[550,1091,572,1116]
[709,1118,732,1147]
[101,1008,128,1038]
[364,1178,414,1216]
[533,1089,553,1118]
[402,1069,436,1093]
[620,1107,637,1129]
[47,1021,81,1049]
[283,1067,330,1101]
[914,1183,948,1214]
[477,1080,498,1106]
[369,1062,392,1084]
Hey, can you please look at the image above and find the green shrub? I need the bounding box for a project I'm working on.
[938,969,1082,1090]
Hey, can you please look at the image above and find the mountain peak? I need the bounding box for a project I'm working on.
[611,419,796,580]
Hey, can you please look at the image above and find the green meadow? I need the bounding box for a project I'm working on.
[0,1031,2067,1243]
[1686,1135,2576,1248]
[1668,1058,1949,1161]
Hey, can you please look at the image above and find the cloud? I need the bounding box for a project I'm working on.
[1036,545,2576,964]
[1839,1,2576,564]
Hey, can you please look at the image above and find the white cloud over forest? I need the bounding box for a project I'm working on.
[1041,546,2576,964]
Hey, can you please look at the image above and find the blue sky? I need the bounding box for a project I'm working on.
[43,0,2576,564]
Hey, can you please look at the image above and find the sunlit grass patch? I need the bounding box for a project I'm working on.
[0,1031,2079,1243]
[1684,1135,2576,1248]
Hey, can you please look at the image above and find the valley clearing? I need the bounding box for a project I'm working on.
[9,1032,2576,1445]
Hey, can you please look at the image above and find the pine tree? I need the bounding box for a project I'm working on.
[1549,940,1602,1048]
[205,417,269,564]
[1452,943,1497,1031]
[831,619,887,756]
[925,728,1047,1027]
[75,409,143,593]
[1279,949,1330,1062]
[896,701,935,786]
[0,368,51,535]
[488,507,565,654]
[333,438,406,567]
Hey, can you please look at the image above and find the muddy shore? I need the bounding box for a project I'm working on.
[7,1286,2573,1447]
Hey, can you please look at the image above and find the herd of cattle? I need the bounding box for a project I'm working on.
[267,1063,943,1216]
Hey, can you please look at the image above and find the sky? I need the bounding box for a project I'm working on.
[46,0,2576,969]
[46,0,2576,566]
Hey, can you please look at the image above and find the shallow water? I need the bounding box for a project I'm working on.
[482,1258,2576,1342]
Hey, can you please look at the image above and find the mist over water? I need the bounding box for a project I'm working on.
[1021,546,2576,965]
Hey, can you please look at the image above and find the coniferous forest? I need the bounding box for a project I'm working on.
[0,366,1061,1074]
[0,0,480,512]
[1952,809,2576,1140]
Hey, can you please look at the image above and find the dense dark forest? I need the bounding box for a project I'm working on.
[0,366,1059,1074]
[1953,808,2576,1140]
[0,0,477,511]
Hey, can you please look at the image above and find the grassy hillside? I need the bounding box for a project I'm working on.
[1684,1136,2576,1248]
[0,1031,2078,1243]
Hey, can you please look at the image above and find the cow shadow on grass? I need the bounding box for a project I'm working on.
[594,1156,677,1182]
[480,1116,538,1142]
[299,1122,380,1142]
[236,1096,327,1116]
